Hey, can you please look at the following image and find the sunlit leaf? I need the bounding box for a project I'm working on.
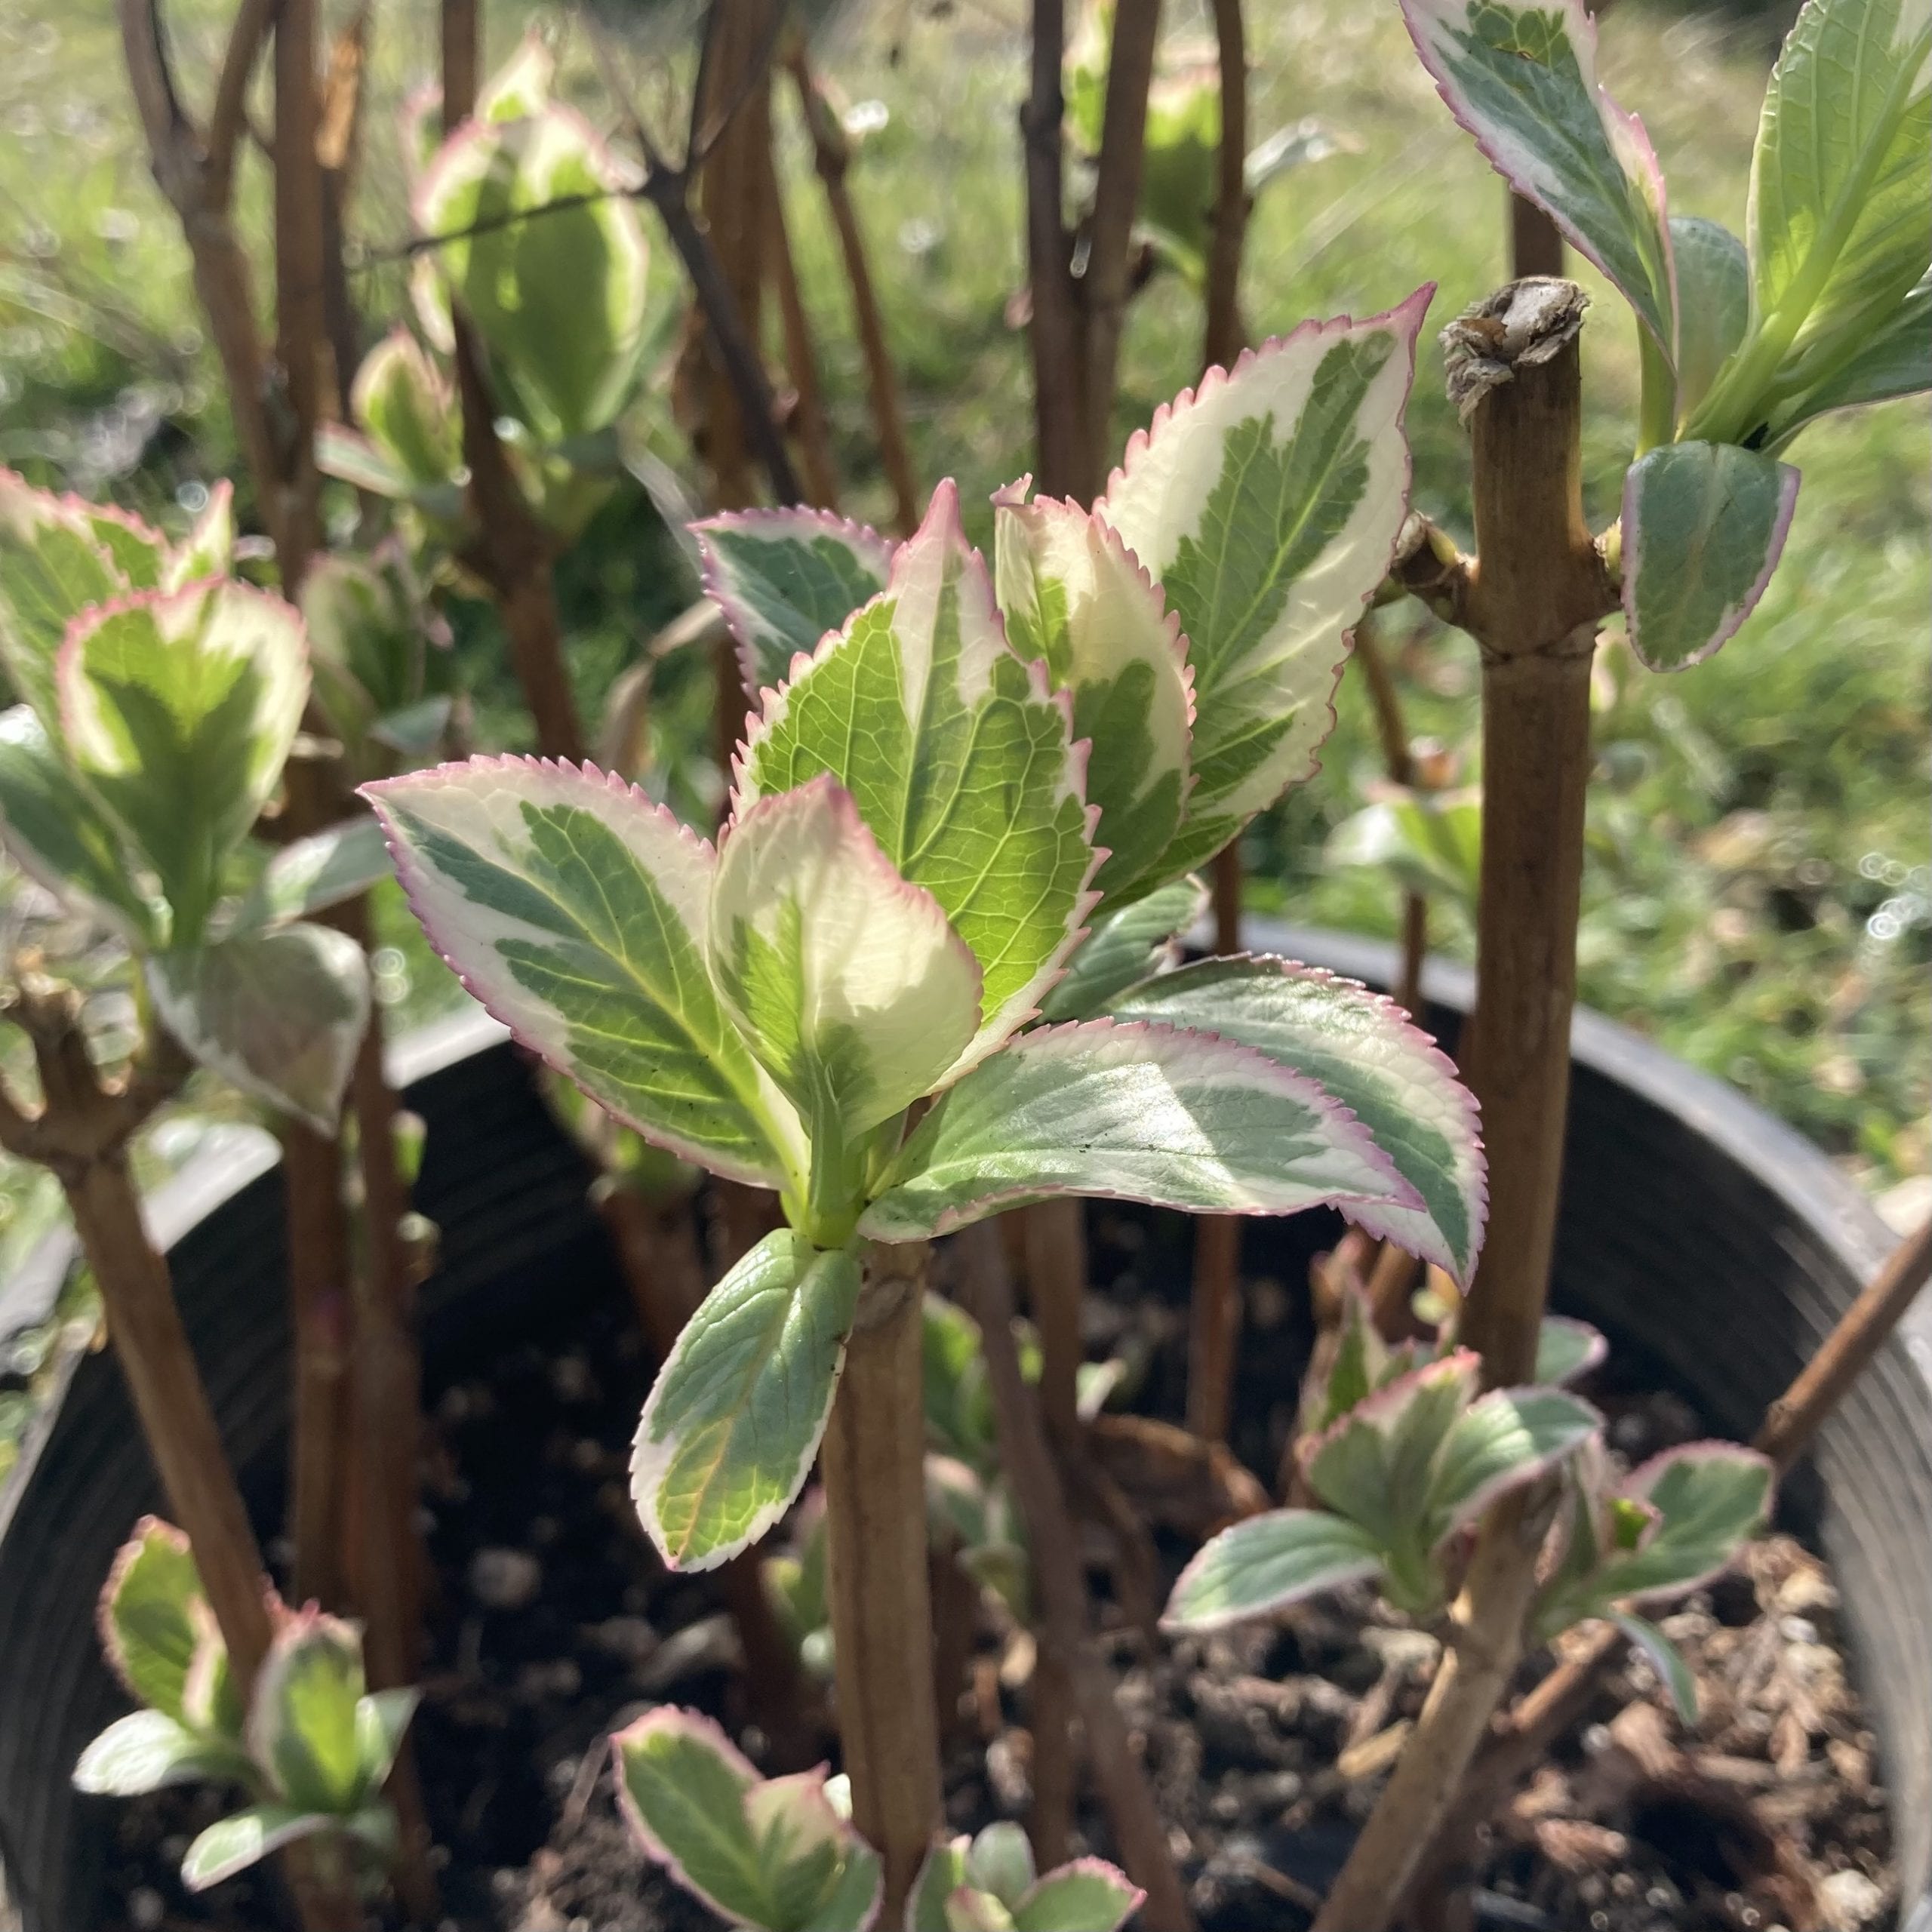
[96,1518,204,1724]
[180,1805,332,1892]
[349,329,461,488]
[1013,1860,1146,1932]
[72,1709,249,1798]
[1162,1508,1386,1629]
[161,481,236,592]
[245,1610,367,1814]
[631,1231,861,1571]
[1586,1441,1774,1603]
[1098,294,1427,874]
[1423,1386,1602,1544]
[1766,272,1931,448]
[860,1017,1419,1241]
[366,757,803,1189]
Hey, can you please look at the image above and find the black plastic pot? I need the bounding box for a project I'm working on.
[0,929,1924,1931]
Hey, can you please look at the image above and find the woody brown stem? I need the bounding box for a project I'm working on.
[787,48,919,535]
[1023,0,1084,500]
[1202,0,1247,375]
[763,140,841,510]
[1312,278,1614,1932]
[441,0,477,128]
[961,1222,1197,1932]
[820,1243,943,1921]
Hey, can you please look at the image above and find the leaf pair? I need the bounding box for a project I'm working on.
[703,288,1428,905]
[1405,0,1928,670]
[616,1708,883,1932]
[907,1822,1142,1932]
[75,1521,416,1895]
[1165,1350,1600,1626]
[0,478,377,1130]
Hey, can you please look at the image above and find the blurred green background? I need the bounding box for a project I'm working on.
[0,0,1924,1243]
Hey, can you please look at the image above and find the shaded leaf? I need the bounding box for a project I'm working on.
[1424,1386,1603,1545]
[1014,1861,1146,1932]
[1035,873,1207,1023]
[1591,1441,1774,1604]
[349,329,460,488]
[631,1231,862,1571]
[230,817,392,934]
[1534,1315,1607,1387]
[860,1017,1419,1242]
[148,923,370,1134]
[1621,440,1799,671]
[1612,1611,1700,1724]
[1669,217,1750,423]
[181,1804,332,1892]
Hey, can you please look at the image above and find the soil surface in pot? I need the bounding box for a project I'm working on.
[96,1208,1897,1932]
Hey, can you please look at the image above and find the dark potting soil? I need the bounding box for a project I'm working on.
[95,1211,1896,1932]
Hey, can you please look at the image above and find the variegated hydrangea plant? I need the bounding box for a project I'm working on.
[368,293,1499,1573]
[72,1520,417,1896]
[1403,0,1930,669]
[0,472,387,1131]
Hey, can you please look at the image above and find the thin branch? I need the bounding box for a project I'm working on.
[208,0,276,205]
[961,1220,1197,1932]
[274,0,328,591]
[441,0,478,126]
[764,137,841,509]
[1023,0,1085,500]
[687,0,790,171]
[1389,512,1476,634]
[1078,0,1163,501]
[1201,0,1247,374]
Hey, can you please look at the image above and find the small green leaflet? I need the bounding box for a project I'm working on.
[992,487,1192,900]
[737,484,1098,1076]
[1423,1386,1604,1541]
[1107,955,1487,1284]
[415,105,649,441]
[711,777,982,1160]
[365,758,804,1189]
[97,1518,205,1724]
[1583,1442,1774,1604]
[228,816,394,936]
[1097,293,1426,875]
[1765,272,1930,448]
[180,1806,334,1892]
[1621,440,1799,671]
[1612,1611,1700,1724]
[72,1710,249,1798]
[1749,0,1931,368]
[247,1611,368,1814]
[160,481,235,592]
[348,328,460,490]
[1163,1509,1386,1630]
[631,1231,862,1571]
[1035,873,1208,1023]
[859,1017,1418,1242]
[614,1706,883,1931]
[1401,0,1675,358]
[59,581,309,946]
[695,507,895,700]
[0,703,158,941]
[1669,217,1750,423]
[147,924,371,1134]
[1006,1864,1146,1932]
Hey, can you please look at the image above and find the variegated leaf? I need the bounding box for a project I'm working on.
[1669,217,1750,423]
[858,1017,1420,1242]
[909,1839,973,1932]
[416,106,649,441]
[1011,1863,1145,1932]
[631,1231,861,1570]
[711,777,981,1172]
[478,27,555,120]
[60,582,309,945]
[72,1710,249,1798]
[694,507,896,700]
[148,923,371,1134]
[614,1705,883,1932]
[161,481,235,592]
[0,703,157,940]
[97,1518,205,1724]
[349,329,460,488]
[85,503,167,590]
[1749,0,1931,375]
[1035,872,1208,1023]
[0,469,135,728]
[737,485,1099,1078]
[1423,1386,1602,1545]
[1586,1441,1774,1604]
[246,1610,367,1814]
[1108,955,1486,1284]
[229,816,393,934]
[1401,0,1675,357]
[1534,1315,1607,1387]
[365,758,803,1189]
[1612,1611,1700,1723]
[992,488,1192,900]
[1162,1508,1386,1630]
[1097,294,1427,874]
[181,1806,335,1891]
[1621,440,1799,671]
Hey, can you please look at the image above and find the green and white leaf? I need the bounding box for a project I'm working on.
[84,505,166,590]
[1401,0,1675,355]
[1765,272,1930,448]
[247,1611,367,1814]
[161,481,235,593]
[1423,1386,1603,1545]
[366,758,803,1189]
[1669,217,1751,423]
[909,1838,972,1932]
[965,1823,1035,1909]
[97,1518,205,1722]
[229,817,392,937]
[1534,1315,1607,1387]
[738,484,1098,1076]
[1612,1611,1700,1724]
[1588,1442,1774,1604]
[72,1709,250,1798]
[1108,955,1486,1283]
[0,469,133,729]
[147,923,371,1135]
[354,1687,420,1794]
[1162,1507,1386,1629]
[349,329,461,488]
[1621,440,1799,671]
[1036,874,1206,1023]
[1097,295,1426,874]
[695,508,896,700]
[631,1231,862,1571]
[992,488,1192,900]
[710,777,981,1166]
[180,1805,334,1892]
[0,703,157,940]
[59,582,309,945]
[1013,1863,1146,1932]
[1749,0,1931,370]
[416,106,649,441]
[860,1017,1419,1242]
